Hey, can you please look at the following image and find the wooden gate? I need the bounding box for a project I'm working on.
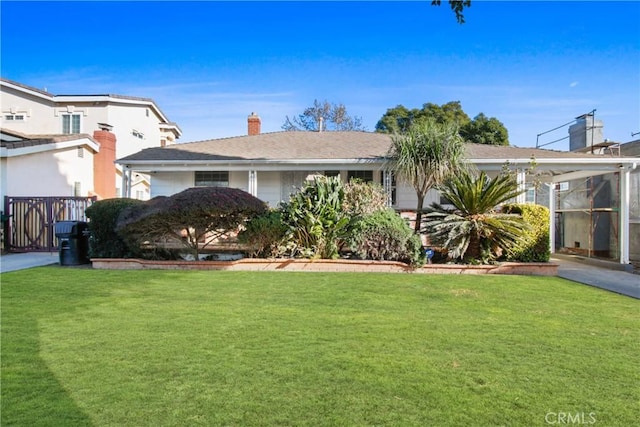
[3,196,97,252]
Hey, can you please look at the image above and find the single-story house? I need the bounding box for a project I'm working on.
[116,114,639,265]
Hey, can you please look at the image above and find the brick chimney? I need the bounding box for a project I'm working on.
[93,123,117,199]
[248,112,261,136]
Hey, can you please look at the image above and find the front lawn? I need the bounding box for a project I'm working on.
[1,268,638,426]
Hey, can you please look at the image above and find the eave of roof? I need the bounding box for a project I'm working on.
[1,132,100,157]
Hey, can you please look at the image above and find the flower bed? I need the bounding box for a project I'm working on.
[91,258,558,276]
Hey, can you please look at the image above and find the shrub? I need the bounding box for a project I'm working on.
[348,209,425,266]
[238,210,288,258]
[117,187,267,260]
[423,171,528,264]
[280,176,349,259]
[502,203,550,262]
[342,179,389,217]
[85,198,145,258]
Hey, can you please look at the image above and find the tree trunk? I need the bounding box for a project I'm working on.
[414,192,425,233]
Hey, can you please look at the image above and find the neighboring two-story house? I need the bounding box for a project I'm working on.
[0,77,181,201]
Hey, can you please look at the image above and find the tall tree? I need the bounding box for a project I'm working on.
[376,102,509,146]
[376,101,470,134]
[384,118,467,233]
[282,99,365,132]
[460,113,509,146]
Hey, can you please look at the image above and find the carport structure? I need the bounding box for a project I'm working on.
[469,145,639,265]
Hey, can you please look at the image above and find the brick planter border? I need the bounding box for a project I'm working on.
[91,258,558,276]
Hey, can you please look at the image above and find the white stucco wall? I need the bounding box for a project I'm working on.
[1,147,94,199]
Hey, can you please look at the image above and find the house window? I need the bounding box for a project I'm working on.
[160,139,167,147]
[195,171,229,187]
[4,114,25,121]
[348,170,373,182]
[73,182,82,197]
[62,114,81,134]
[440,194,454,205]
[525,187,536,204]
[324,170,340,178]
[132,130,144,139]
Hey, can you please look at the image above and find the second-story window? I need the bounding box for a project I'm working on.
[62,114,81,134]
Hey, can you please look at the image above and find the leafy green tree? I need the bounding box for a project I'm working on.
[282,99,365,131]
[384,118,467,233]
[423,171,527,263]
[376,102,509,146]
[461,113,509,146]
[431,0,472,24]
[375,101,470,134]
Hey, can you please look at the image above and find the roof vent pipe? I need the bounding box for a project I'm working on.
[318,117,324,132]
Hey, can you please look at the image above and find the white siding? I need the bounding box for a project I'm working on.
[151,172,194,197]
[256,171,282,208]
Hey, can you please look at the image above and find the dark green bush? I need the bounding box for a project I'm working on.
[502,203,550,262]
[347,209,425,266]
[238,210,288,258]
[85,198,145,258]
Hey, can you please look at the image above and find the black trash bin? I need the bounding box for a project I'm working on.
[54,221,90,266]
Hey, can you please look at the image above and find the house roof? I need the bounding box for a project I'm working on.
[0,77,182,137]
[118,130,613,164]
[0,127,99,157]
[621,139,640,156]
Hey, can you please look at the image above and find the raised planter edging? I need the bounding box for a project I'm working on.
[91,258,558,276]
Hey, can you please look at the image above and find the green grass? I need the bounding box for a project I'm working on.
[1,267,638,426]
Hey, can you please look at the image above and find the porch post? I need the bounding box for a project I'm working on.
[548,183,556,255]
[248,170,258,197]
[619,167,630,264]
[516,169,526,204]
[383,170,392,207]
[121,169,127,198]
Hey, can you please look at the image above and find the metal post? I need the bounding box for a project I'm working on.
[619,166,630,264]
[548,183,556,254]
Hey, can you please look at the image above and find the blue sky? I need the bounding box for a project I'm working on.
[1,1,639,149]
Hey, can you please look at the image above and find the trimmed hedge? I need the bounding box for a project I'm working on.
[85,198,145,258]
[503,203,550,262]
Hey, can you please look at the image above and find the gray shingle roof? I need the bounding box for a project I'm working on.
[117,131,606,163]
[1,127,96,149]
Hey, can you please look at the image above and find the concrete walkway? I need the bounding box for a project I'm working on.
[551,255,640,299]
[0,252,59,273]
[1,251,639,299]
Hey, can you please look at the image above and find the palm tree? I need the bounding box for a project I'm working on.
[384,118,467,232]
[423,171,528,264]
